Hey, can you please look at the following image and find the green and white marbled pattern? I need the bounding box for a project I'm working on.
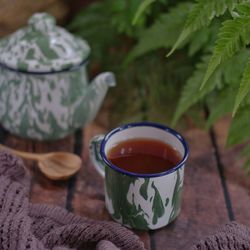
[0,13,115,140]
[105,166,184,230]
[0,13,90,72]
[0,67,115,140]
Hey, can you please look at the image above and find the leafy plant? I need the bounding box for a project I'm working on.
[166,0,250,170]
[126,2,193,63]
[167,0,241,57]
[68,0,193,127]
[69,0,250,170]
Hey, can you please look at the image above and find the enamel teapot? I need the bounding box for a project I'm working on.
[0,13,116,140]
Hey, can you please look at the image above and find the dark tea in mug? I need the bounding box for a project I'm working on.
[107,138,182,174]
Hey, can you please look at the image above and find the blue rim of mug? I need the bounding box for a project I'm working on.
[100,121,189,178]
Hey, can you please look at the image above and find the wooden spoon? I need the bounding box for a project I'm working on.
[0,144,82,180]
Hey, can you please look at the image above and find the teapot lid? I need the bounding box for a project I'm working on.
[0,13,90,73]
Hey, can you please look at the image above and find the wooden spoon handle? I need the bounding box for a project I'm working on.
[0,144,44,161]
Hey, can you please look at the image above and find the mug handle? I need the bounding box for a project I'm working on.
[89,135,105,177]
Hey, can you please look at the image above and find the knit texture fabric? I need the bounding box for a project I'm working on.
[191,221,250,250]
[0,150,145,250]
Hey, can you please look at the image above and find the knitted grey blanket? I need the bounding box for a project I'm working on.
[0,150,145,250]
[191,221,250,250]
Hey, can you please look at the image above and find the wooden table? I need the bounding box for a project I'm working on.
[0,117,249,250]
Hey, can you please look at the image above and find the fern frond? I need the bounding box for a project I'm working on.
[132,0,156,25]
[236,2,250,15]
[242,144,250,171]
[67,2,117,61]
[167,0,240,57]
[201,3,250,89]
[222,48,250,85]
[206,87,235,128]
[172,56,222,126]
[126,2,192,63]
[233,59,250,115]
[172,48,250,125]
[188,21,220,56]
[227,105,250,145]
[110,0,144,36]
[206,49,250,126]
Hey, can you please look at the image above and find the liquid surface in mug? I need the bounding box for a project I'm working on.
[107,138,182,174]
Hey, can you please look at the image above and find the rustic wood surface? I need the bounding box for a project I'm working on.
[0,116,249,250]
[213,117,250,226]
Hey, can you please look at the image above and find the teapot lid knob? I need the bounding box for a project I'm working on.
[28,13,56,32]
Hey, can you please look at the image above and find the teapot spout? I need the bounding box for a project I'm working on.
[86,72,116,122]
[93,71,116,87]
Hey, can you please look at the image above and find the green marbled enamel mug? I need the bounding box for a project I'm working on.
[90,122,189,230]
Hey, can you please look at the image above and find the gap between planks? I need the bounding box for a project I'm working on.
[66,129,83,212]
[204,106,235,221]
[208,127,235,221]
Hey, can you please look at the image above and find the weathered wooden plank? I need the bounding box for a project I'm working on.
[71,122,151,249]
[73,123,107,219]
[30,135,75,206]
[3,132,74,207]
[4,133,34,168]
[213,117,250,226]
[151,128,229,250]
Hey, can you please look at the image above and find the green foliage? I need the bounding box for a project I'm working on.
[242,144,250,171]
[110,0,145,36]
[201,5,250,89]
[166,0,250,170]
[69,0,250,171]
[187,22,220,56]
[172,55,221,125]
[68,0,144,63]
[173,49,250,125]
[69,0,193,127]
[132,0,156,25]
[227,105,250,145]
[67,2,117,63]
[233,59,250,115]
[205,49,250,127]
[126,2,192,62]
[206,87,235,128]
[167,0,241,56]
